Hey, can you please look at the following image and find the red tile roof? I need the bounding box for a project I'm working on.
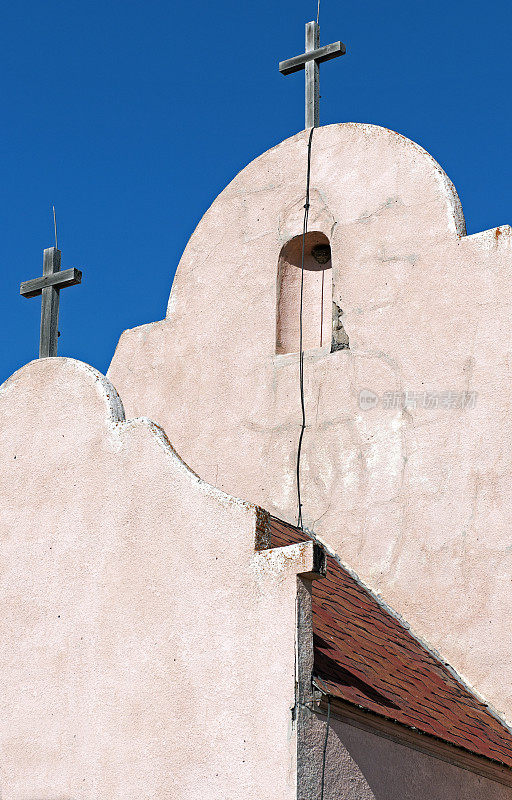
[269,516,512,769]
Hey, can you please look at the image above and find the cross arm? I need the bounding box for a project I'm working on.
[279,41,346,76]
[20,267,82,298]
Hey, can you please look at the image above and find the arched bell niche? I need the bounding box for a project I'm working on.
[276,231,349,355]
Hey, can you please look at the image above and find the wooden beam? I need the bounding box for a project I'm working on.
[278,20,346,130]
[319,696,512,789]
[305,21,319,128]
[39,247,60,358]
[279,41,346,76]
[20,267,82,298]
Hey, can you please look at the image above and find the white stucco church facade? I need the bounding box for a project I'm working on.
[3,122,512,798]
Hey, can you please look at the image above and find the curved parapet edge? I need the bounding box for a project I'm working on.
[0,356,258,520]
[0,357,126,425]
[165,122,467,318]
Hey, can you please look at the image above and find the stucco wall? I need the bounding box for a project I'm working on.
[303,711,512,800]
[108,122,512,724]
[0,357,318,800]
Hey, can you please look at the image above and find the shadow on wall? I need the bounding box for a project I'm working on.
[323,716,510,800]
[276,231,349,355]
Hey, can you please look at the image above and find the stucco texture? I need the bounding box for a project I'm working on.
[108,122,512,725]
[0,357,316,800]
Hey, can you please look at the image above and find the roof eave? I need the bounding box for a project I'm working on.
[316,692,512,789]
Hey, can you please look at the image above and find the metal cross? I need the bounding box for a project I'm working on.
[20,247,82,358]
[279,21,346,129]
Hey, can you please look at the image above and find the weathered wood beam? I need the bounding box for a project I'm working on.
[279,41,346,76]
[305,21,319,128]
[20,267,82,298]
[39,247,60,358]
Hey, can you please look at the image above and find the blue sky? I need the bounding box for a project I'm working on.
[1,0,511,381]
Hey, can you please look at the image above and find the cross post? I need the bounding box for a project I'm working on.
[279,21,346,129]
[20,247,82,358]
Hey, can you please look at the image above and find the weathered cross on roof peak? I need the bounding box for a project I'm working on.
[20,247,82,358]
[279,21,346,129]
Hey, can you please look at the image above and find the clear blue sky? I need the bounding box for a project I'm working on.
[1,0,510,381]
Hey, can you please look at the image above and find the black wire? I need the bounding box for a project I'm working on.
[296,127,315,529]
[320,696,331,800]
